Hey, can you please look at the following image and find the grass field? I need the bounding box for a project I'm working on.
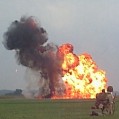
[0,98,119,119]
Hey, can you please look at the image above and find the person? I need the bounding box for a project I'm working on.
[90,89,107,116]
[91,86,114,116]
[95,89,107,109]
[106,86,114,114]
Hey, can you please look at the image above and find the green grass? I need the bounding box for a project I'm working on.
[0,98,119,119]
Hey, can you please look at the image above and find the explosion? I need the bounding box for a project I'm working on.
[56,45,107,99]
[3,16,107,99]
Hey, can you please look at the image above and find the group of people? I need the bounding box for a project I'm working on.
[91,86,115,115]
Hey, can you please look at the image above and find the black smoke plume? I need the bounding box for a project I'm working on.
[3,16,48,68]
[3,16,64,98]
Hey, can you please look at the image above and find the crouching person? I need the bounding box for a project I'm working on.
[95,89,107,109]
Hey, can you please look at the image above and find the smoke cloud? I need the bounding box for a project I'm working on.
[3,16,65,98]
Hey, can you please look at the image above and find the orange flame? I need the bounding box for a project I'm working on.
[54,43,107,99]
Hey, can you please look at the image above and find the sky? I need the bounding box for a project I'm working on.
[0,0,119,91]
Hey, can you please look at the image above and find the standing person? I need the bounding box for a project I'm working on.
[106,86,114,114]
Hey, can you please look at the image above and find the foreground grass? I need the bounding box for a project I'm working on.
[0,98,119,119]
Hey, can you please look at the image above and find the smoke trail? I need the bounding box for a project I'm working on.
[3,16,64,98]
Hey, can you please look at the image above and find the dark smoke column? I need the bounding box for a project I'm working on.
[3,16,62,98]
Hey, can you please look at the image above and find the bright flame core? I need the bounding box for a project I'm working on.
[55,43,107,99]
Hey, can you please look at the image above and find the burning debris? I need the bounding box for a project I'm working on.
[3,16,107,99]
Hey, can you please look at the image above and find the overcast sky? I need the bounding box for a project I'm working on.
[0,0,119,91]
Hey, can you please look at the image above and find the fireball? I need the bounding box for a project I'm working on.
[54,43,107,99]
